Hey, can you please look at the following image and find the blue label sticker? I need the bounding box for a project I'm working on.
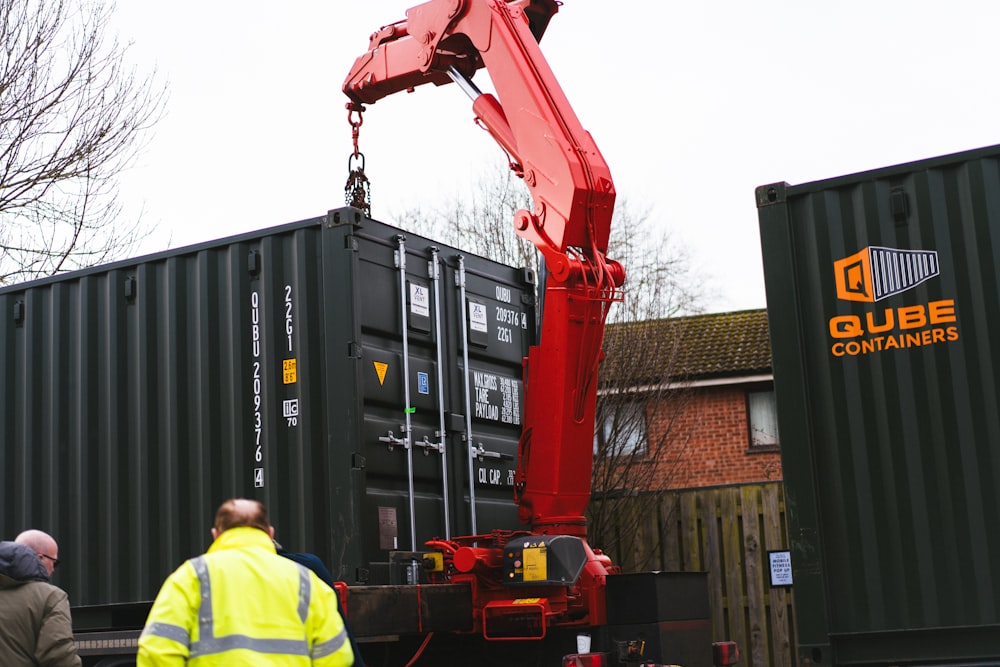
[417,372,430,395]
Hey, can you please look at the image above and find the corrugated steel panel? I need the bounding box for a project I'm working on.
[0,208,535,606]
[757,145,1000,665]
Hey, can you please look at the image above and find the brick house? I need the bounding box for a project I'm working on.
[599,308,781,492]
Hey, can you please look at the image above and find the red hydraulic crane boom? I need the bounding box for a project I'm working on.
[344,0,624,538]
[342,5,737,663]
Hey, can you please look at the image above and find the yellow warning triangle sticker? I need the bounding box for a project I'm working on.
[373,361,389,386]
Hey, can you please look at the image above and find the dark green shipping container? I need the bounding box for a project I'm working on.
[757,145,1000,666]
[0,207,534,609]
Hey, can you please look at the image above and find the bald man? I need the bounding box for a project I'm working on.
[15,530,62,577]
[0,530,80,666]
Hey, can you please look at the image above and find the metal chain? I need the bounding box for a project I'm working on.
[344,103,371,217]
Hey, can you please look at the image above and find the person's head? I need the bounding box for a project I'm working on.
[211,498,274,541]
[15,529,60,577]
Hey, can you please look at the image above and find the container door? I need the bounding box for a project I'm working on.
[340,215,534,584]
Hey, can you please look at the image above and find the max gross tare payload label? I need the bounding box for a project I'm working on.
[828,246,960,358]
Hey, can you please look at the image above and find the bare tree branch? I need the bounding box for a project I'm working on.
[589,317,700,570]
[0,0,165,284]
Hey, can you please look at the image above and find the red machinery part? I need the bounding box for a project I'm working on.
[712,640,741,665]
[561,654,608,667]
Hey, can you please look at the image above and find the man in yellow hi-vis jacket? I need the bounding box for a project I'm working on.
[138,499,355,666]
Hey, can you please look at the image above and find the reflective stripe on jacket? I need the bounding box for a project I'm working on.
[137,527,354,666]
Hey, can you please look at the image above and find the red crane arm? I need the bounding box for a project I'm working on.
[343,0,624,535]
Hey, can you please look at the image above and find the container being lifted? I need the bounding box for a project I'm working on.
[0,209,535,660]
[756,144,1000,666]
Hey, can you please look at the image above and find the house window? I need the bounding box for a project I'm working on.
[594,400,647,457]
[748,389,780,450]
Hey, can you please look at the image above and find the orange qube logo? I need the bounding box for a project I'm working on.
[829,246,958,357]
[834,246,939,302]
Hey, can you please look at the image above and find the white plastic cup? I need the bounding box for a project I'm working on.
[576,633,591,654]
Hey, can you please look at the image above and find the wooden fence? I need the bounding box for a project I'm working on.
[591,482,796,667]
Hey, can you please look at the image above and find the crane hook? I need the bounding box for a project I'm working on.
[344,102,371,216]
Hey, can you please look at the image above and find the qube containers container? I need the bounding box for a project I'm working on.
[756,145,1000,665]
[0,207,535,607]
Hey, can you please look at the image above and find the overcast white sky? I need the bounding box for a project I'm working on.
[110,1,1000,312]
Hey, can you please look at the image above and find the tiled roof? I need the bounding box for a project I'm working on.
[601,308,771,385]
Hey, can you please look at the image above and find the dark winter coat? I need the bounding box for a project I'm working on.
[278,548,365,667]
[0,541,81,666]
